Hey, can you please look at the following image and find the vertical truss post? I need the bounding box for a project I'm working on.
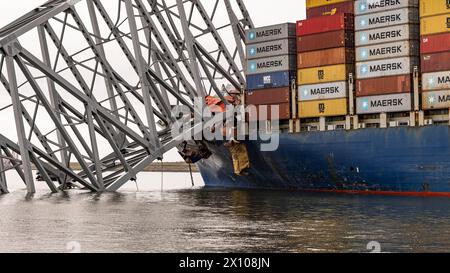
[0,146,8,194]
[5,52,35,193]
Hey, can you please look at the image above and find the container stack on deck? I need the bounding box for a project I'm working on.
[244,23,297,121]
[354,0,420,122]
[420,0,450,112]
[297,0,355,129]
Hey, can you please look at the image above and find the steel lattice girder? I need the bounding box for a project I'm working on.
[0,0,253,193]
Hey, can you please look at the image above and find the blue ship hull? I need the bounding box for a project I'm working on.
[197,126,450,196]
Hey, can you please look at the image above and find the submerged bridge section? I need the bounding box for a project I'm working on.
[0,0,252,193]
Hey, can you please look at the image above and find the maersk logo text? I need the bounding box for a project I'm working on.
[251,28,282,40]
[359,0,401,12]
[369,30,402,41]
[370,98,403,107]
[369,62,402,72]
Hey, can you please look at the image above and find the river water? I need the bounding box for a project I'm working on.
[1,172,450,253]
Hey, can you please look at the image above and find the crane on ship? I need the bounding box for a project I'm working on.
[0,0,253,194]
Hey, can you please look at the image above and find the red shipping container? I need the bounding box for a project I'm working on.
[421,33,450,54]
[421,52,450,73]
[296,13,354,36]
[356,75,412,97]
[247,103,291,121]
[297,47,355,68]
[297,29,354,52]
[306,1,354,18]
[246,87,291,105]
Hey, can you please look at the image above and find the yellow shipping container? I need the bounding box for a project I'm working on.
[421,14,450,35]
[297,64,350,85]
[420,0,450,18]
[306,0,350,8]
[298,98,348,118]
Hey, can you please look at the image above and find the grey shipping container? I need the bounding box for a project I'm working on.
[422,71,450,91]
[247,55,297,75]
[245,23,296,45]
[356,93,412,114]
[355,8,419,31]
[246,39,297,60]
[356,40,419,61]
[356,56,419,79]
[298,81,348,102]
[355,24,419,46]
[354,0,419,16]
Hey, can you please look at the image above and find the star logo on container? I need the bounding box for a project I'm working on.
[360,49,368,60]
[361,98,370,111]
[249,62,257,72]
[301,88,309,98]
[360,34,367,44]
[248,32,256,41]
[249,47,256,56]
[359,2,367,12]
[360,19,367,27]
[360,65,369,75]
[427,78,435,87]
[428,94,436,104]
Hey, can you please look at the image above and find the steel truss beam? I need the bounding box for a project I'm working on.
[0,0,251,194]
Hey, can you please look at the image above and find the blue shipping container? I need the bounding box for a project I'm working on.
[246,70,295,91]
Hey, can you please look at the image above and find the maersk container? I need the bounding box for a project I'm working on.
[246,71,295,90]
[356,57,419,79]
[356,40,419,61]
[356,75,412,96]
[246,87,291,105]
[356,93,412,114]
[298,98,348,118]
[420,14,450,35]
[306,0,352,9]
[355,8,419,31]
[245,23,296,45]
[421,33,450,54]
[298,48,355,69]
[297,30,354,52]
[421,52,450,73]
[355,0,419,16]
[420,0,450,18]
[298,81,348,101]
[422,71,450,90]
[246,55,297,75]
[355,24,419,46]
[297,64,354,85]
[422,90,450,110]
[307,1,354,18]
[246,39,296,60]
[296,13,354,37]
[248,103,291,121]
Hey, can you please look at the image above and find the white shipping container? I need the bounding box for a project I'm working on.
[422,71,450,91]
[245,23,296,45]
[356,40,419,61]
[355,0,419,16]
[246,39,296,60]
[246,55,296,75]
[356,57,419,79]
[298,81,348,101]
[355,8,419,31]
[355,24,419,46]
[357,93,412,114]
[422,90,450,109]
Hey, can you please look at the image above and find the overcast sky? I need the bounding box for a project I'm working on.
[0,0,306,29]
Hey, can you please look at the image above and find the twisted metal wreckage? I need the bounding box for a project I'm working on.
[0,0,253,194]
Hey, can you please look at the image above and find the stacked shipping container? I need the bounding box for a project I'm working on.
[297,1,355,118]
[245,23,297,120]
[354,0,419,115]
[420,1,450,110]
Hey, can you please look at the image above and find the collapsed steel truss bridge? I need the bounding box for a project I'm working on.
[0,0,252,194]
